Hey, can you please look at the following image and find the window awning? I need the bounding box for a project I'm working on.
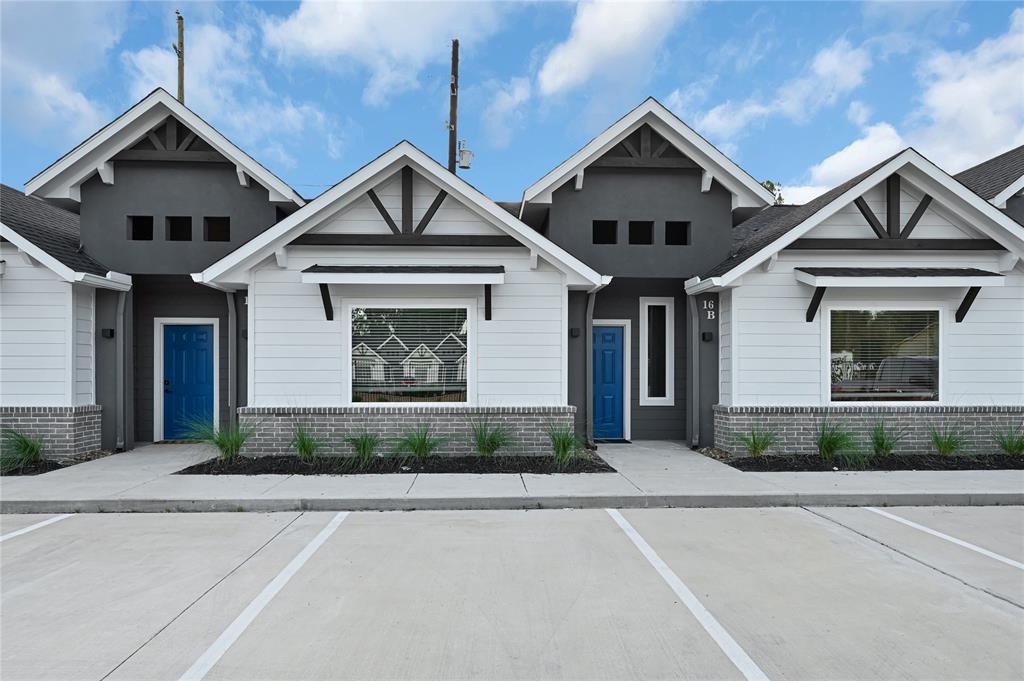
[301,265,505,285]
[794,267,1004,288]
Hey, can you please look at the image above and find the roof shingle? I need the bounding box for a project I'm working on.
[954,145,1024,200]
[0,184,110,276]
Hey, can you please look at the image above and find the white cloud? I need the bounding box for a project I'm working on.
[537,1,692,97]
[482,78,532,149]
[261,1,505,106]
[0,1,126,140]
[785,7,1024,198]
[808,122,906,186]
[122,21,337,165]
[846,100,872,126]
[907,7,1024,171]
[691,38,872,143]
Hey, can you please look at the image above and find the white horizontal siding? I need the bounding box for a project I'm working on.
[72,284,95,405]
[249,246,566,407]
[731,251,1023,406]
[718,289,732,406]
[0,243,72,406]
[807,181,978,240]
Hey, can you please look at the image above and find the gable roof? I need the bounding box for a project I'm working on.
[0,184,130,290]
[686,148,1024,292]
[954,144,1024,207]
[521,97,774,209]
[25,88,304,207]
[195,141,607,290]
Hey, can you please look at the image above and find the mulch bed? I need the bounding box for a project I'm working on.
[0,450,113,477]
[719,453,1024,472]
[177,454,616,476]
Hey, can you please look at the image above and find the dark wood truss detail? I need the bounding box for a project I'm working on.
[112,149,225,163]
[806,287,827,323]
[415,190,448,234]
[900,195,933,239]
[401,166,413,234]
[366,189,401,235]
[652,138,671,159]
[955,286,981,323]
[177,131,197,152]
[886,175,901,238]
[789,238,1004,251]
[484,284,492,320]
[318,283,334,321]
[854,197,887,239]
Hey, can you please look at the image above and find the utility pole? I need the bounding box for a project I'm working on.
[447,39,459,174]
[173,11,185,104]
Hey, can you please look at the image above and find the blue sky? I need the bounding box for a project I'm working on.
[2,1,1022,203]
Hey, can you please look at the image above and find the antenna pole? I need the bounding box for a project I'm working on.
[448,39,459,174]
[174,11,185,104]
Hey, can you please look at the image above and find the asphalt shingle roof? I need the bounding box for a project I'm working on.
[699,151,904,279]
[954,145,1024,200]
[0,184,110,276]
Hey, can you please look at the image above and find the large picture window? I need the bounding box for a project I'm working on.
[351,307,468,403]
[830,309,939,402]
[639,297,674,406]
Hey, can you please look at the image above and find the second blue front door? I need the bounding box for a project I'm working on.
[163,324,214,440]
[593,326,624,439]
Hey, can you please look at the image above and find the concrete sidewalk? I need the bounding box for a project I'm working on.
[1,440,1021,513]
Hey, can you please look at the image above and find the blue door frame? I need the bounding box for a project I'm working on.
[163,324,214,440]
[593,325,625,440]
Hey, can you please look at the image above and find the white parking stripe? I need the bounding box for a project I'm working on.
[865,507,1024,571]
[178,511,350,681]
[606,509,770,681]
[0,514,73,543]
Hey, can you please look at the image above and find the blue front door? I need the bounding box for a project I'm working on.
[593,326,624,439]
[163,324,214,440]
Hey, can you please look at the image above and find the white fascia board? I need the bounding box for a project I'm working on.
[991,176,1024,209]
[522,98,774,207]
[684,276,725,294]
[199,141,605,288]
[1,223,131,291]
[302,271,506,286]
[26,89,304,207]
[793,270,1004,289]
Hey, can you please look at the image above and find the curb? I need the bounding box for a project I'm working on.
[2,491,1021,514]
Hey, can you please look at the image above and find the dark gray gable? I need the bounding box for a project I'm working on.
[0,184,109,276]
[116,116,224,161]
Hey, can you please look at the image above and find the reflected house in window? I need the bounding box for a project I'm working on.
[351,308,468,402]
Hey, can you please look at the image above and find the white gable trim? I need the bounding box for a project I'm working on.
[401,344,443,365]
[0,223,132,291]
[195,141,607,289]
[521,98,773,208]
[25,88,303,207]
[991,175,1024,209]
[685,149,1024,294]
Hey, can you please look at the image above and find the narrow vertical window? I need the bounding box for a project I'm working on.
[639,297,674,406]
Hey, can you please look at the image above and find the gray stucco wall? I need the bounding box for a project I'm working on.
[132,275,232,441]
[686,292,719,448]
[94,289,119,451]
[592,278,688,440]
[79,161,281,274]
[546,167,734,277]
[1003,194,1024,225]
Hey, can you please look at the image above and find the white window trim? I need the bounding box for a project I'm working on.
[821,303,945,407]
[639,297,675,406]
[593,319,631,441]
[343,298,477,407]
[153,317,220,442]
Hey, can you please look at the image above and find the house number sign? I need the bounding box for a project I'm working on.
[703,299,715,320]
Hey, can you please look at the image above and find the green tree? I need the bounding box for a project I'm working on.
[761,179,785,205]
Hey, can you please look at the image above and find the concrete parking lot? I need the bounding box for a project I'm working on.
[2,507,1022,681]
